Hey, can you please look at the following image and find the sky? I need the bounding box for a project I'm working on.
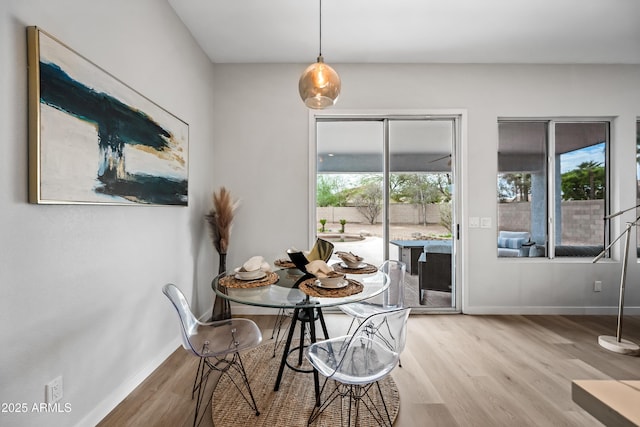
[560,143,605,174]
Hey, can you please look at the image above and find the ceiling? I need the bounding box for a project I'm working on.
[168,0,640,64]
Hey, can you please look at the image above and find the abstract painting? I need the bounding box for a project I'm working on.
[27,27,188,205]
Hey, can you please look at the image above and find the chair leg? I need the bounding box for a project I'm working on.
[307,378,343,426]
[209,353,260,416]
[307,380,393,427]
[357,381,392,426]
[271,308,291,357]
[226,352,260,416]
[316,308,330,339]
[375,380,392,426]
[191,353,261,427]
[192,357,214,427]
[191,357,205,399]
[345,316,356,335]
[271,308,283,339]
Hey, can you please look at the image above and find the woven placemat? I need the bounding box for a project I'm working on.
[332,262,378,274]
[298,278,363,298]
[212,342,399,426]
[274,259,295,269]
[219,271,279,289]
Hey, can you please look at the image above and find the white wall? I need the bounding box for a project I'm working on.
[0,1,216,426]
[212,63,640,315]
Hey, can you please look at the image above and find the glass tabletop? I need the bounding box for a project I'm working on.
[212,268,389,309]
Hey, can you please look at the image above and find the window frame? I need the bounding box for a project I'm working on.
[497,117,611,260]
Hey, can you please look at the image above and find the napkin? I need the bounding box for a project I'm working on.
[335,251,363,264]
[240,256,271,272]
[305,260,341,278]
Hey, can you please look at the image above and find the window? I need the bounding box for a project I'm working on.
[636,120,640,259]
[497,119,609,258]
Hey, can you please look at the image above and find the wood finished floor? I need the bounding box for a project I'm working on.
[98,314,640,427]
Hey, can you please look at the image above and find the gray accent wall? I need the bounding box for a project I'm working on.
[1,1,216,426]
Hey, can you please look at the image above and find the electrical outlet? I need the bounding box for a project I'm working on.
[45,376,63,404]
[594,280,602,292]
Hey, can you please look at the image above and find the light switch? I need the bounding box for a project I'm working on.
[480,217,492,228]
[469,217,480,228]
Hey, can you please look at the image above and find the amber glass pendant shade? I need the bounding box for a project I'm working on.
[299,55,341,109]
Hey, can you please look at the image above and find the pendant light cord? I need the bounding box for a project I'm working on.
[319,0,322,57]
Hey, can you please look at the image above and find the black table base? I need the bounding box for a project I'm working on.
[274,304,329,406]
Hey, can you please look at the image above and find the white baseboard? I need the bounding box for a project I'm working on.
[73,337,181,427]
[230,305,284,315]
[463,305,640,315]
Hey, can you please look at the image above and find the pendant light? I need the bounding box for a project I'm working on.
[299,0,341,109]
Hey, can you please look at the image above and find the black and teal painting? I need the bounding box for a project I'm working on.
[31,28,188,205]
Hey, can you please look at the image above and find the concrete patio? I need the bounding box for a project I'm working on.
[321,222,453,309]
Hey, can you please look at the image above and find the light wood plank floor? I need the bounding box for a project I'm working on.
[98,314,640,427]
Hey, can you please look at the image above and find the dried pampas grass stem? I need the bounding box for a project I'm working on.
[205,187,239,254]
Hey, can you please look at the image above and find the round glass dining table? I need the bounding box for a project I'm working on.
[211,267,389,406]
[211,267,390,309]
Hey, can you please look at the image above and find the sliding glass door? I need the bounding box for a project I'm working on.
[314,115,458,311]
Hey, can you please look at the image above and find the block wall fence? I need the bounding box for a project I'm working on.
[318,200,603,245]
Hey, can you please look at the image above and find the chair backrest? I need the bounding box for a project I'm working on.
[162,284,201,355]
[359,307,410,351]
[332,308,411,381]
[364,260,405,308]
[381,260,405,308]
[164,283,263,360]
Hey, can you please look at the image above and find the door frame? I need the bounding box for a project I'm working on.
[308,109,467,313]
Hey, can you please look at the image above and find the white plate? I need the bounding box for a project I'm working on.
[235,271,267,281]
[315,279,349,289]
[340,262,366,269]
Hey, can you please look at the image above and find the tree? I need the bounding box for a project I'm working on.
[354,176,383,224]
[498,173,531,202]
[561,161,604,200]
[439,203,452,231]
[434,173,452,202]
[395,173,445,225]
[316,175,348,207]
[389,174,407,202]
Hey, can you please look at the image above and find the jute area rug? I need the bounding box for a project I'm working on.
[211,342,400,426]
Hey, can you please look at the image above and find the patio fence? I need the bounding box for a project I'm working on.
[317,204,442,226]
[319,200,604,245]
[498,199,604,245]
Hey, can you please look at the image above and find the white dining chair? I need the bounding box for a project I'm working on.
[339,260,406,334]
[306,307,411,426]
[162,284,262,427]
